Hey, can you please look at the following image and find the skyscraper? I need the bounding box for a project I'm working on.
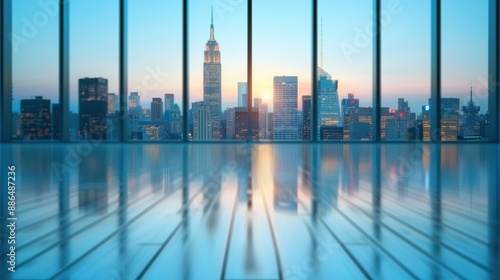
[441,98,460,141]
[224,108,236,140]
[164,93,174,111]
[52,103,60,140]
[268,112,275,140]
[203,9,222,140]
[107,93,117,115]
[129,92,141,112]
[461,86,481,139]
[341,93,359,140]
[151,98,164,122]
[79,77,108,139]
[302,95,312,140]
[317,67,341,137]
[192,101,212,140]
[258,102,269,139]
[273,76,298,140]
[128,92,142,140]
[20,96,51,139]
[235,107,259,140]
[238,82,247,107]
[164,103,182,139]
[341,93,359,125]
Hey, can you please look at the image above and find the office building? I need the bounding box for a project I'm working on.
[302,95,312,140]
[164,93,175,111]
[79,77,108,140]
[20,96,51,139]
[318,67,342,138]
[273,76,298,140]
[234,107,259,140]
[224,108,236,140]
[192,101,212,140]
[151,98,164,122]
[203,10,222,140]
[461,86,481,139]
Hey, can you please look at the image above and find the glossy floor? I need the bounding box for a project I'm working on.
[0,143,499,280]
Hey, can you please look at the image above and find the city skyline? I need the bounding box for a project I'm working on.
[10,0,490,116]
[8,7,491,142]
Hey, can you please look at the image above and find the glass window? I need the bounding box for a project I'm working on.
[70,0,119,141]
[442,0,489,141]
[381,0,431,141]
[12,0,59,141]
[189,0,247,141]
[254,0,311,141]
[319,0,373,141]
[127,0,183,141]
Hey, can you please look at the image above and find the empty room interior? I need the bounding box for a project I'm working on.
[1,0,500,279]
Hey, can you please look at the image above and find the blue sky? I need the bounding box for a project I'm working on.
[10,0,489,114]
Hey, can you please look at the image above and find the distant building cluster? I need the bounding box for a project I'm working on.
[12,11,489,142]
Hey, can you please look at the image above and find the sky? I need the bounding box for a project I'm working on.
[10,0,490,115]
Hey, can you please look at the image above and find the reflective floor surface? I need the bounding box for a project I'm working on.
[0,143,499,280]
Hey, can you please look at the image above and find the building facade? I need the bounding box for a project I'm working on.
[273,76,298,140]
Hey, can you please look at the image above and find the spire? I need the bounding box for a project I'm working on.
[209,7,215,41]
[470,80,473,102]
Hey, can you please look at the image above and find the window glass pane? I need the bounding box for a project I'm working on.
[381,0,430,141]
[319,0,373,141]
[254,0,311,141]
[128,0,183,141]
[12,0,58,140]
[442,0,489,141]
[189,0,247,141]
[70,0,119,141]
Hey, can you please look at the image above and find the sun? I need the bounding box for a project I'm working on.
[263,91,271,101]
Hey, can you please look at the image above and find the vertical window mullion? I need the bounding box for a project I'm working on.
[247,0,252,141]
[59,0,70,142]
[430,0,441,142]
[119,0,128,142]
[372,0,381,142]
[489,0,499,142]
[0,0,12,143]
[312,0,318,142]
[182,0,189,142]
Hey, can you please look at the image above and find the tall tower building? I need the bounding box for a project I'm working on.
[192,101,212,140]
[128,92,142,140]
[317,67,341,138]
[151,98,164,122]
[20,96,51,139]
[203,9,222,140]
[441,98,460,141]
[273,76,298,140]
[258,103,269,139]
[79,77,108,139]
[164,93,174,111]
[235,107,259,140]
[461,85,481,139]
[341,93,359,140]
[52,103,60,140]
[224,108,236,140]
[302,95,312,140]
[107,93,117,115]
[128,92,141,111]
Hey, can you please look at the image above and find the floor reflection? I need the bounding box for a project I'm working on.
[0,143,499,279]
